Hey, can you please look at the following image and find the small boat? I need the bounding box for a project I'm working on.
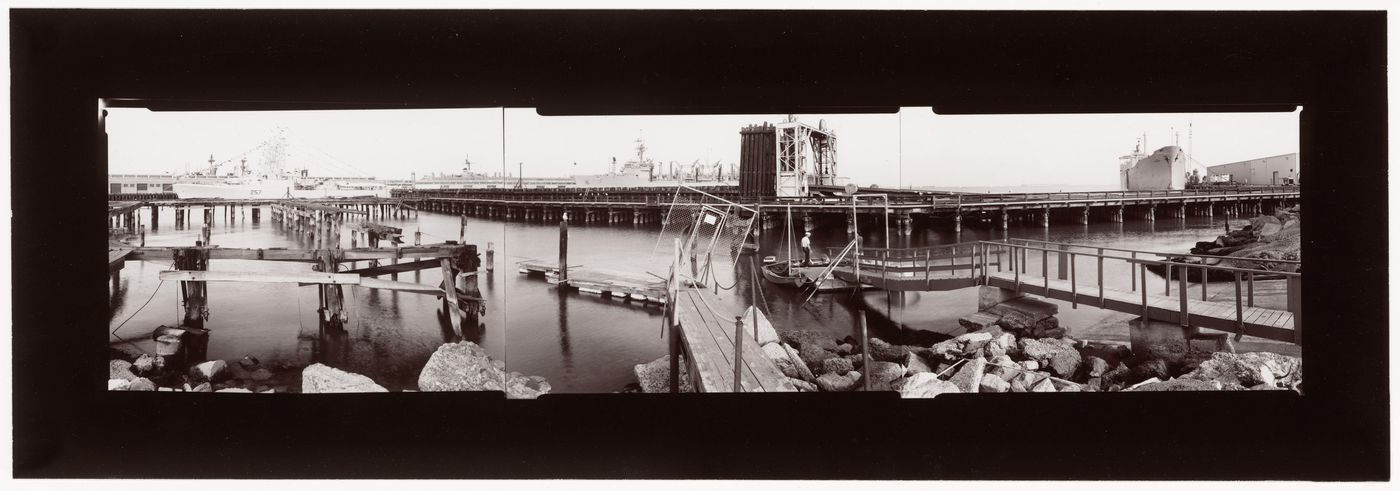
[761,260,812,288]
[1145,256,1289,282]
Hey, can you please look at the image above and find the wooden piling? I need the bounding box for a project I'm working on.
[485,242,495,273]
[559,213,569,283]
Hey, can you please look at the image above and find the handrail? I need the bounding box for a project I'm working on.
[1006,237,1302,265]
[985,240,1299,277]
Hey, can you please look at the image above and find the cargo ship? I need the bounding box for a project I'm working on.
[1119,142,1186,191]
[412,139,737,190]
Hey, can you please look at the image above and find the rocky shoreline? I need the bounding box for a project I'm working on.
[108,340,551,398]
[632,294,1302,395]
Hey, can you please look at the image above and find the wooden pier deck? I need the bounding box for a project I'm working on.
[517,259,667,304]
[671,287,796,393]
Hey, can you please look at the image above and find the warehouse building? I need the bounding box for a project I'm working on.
[1206,153,1299,185]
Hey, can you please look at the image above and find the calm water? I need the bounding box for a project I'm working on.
[109,205,1241,392]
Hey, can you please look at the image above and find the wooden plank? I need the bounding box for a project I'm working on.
[674,293,734,392]
[159,270,362,284]
[686,290,764,392]
[343,259,441,277]
[440,259,464,336]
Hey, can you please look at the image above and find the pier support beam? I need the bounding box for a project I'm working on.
[953,213,962,233]
[1041,207,1051,228]
[1080,206,1090,225]
[1001,209,1009,230]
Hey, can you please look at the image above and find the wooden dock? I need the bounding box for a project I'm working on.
[671,287,796,393]
[985,270,1296,343]
[517,259,667,304]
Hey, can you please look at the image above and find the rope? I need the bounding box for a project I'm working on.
[110,279,166,346]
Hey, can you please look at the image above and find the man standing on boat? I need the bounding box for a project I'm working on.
[800,231,813,266]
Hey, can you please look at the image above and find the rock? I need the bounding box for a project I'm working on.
[1129,378,1222,391]
[505,375,552,400]
[739,306,781,346]
[988,355,1018,381]
[1031,377,1057,392]
[1085,377,1103,392]
[1085,356,1110,378]
[1102,363,1132,386]
[251,368,273,381]
[798,344,837,373]
[1181,352,1301,388]
[302,363,388,393]
[789,378,818,392]
[132,354,163,375]
[823,357,855,376]
[238,355,260,370]
[782,344,819,382]
[903,352,933,375]
[955,331,994,354]
[842,354,864,370]
[1048,377,1081,392]
[193,382,212,392]
[779,330,838,351]
[217,388,253,393]
[1009,378,1029,393]
[1019,360,1040,372]
[958,311,1002,332]
[128,377,156,391]
[108,379,131,391]
[979,373,1010,393]
[764,343,802,380]
[227,362,252,380]
[417,342,549,398]
[158,387,174,392]
[816,371,861,392]
[865,361,906,391]
[1133,359,1170,383]
[928,338,963,363]
[947,357,987,393]
[109,360,137,381]
[868,337,924,363]
[898,373,962,399]
[1126,377,1162,391]
[189,360,228,383]
[834,343,854,355]
[633,355,694,393]
[1018,338,1082,378]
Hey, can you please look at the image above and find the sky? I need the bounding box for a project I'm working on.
[107,106,1299,188]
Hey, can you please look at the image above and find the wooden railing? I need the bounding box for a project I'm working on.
[986,239,1301,341]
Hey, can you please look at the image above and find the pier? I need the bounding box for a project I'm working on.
[396,185,1300,234]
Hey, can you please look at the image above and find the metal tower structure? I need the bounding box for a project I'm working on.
[773,116,838,198]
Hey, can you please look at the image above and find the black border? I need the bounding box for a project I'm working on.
[11,9,1388,480]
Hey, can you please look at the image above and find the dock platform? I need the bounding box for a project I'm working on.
[517,260,667,304]
[672,287,796,393]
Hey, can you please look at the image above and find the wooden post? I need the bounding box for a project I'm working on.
[440,258,463,337]
[669,238,682,394]
[1057,243,1069,280]
[1178,269,1189,327]
[175,248,209,330]
[485,242,495,273]
[461,245,480,330]
[750,254,760,342]
[1287,274,1302,344]
[559,213,569,284]
[733,316,744,392]
[415,228,422,246]
[459,214,466,243]
[859,310,870,391]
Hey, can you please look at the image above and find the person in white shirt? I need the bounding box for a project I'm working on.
[800,232,813,266]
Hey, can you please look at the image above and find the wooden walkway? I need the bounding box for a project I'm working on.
[517,260,667,304]
[985,270,1297,343]
[672,287,796,393]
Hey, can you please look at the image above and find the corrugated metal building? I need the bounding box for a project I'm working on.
[1206,153,1299,185]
